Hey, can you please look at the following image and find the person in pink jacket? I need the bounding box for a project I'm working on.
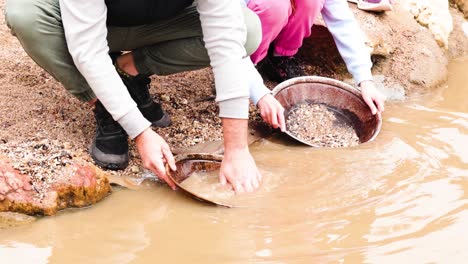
[244,0,386,114]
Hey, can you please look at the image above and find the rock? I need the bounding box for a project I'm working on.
[130,165,140,174]
[448,6,468,58]
[355,4,449,88]
[160,94,170,102]
[400,0,454,48]
[0,212,36,229]
[302,4,450,96]
[366,36,393,58]
[451,0,468,17]
[0,156,112,216]
[63,141,73,150]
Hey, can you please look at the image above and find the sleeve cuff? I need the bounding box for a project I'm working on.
[117,107,152,139]
[250,84,271,105]
[246,60,271,105]
[353,69,374,86]
[219,97,250,119]
[213,57,251,119]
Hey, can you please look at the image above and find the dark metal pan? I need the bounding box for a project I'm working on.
[166,153,235,208]
[272,76,382,147]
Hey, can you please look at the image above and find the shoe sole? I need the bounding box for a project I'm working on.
[151,112,171,128]
[90,141,129,171]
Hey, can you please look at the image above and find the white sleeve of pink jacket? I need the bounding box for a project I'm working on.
[59,0,151,139]
[322,0,374,85]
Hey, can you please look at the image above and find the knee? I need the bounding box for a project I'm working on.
[5,0,39,36]
[257,0,291,26]
[242,7,263,56]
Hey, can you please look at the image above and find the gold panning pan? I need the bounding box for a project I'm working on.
[272,76,382,146]
[167,153,235,208]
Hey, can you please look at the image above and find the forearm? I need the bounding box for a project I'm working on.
[222,118,248,152]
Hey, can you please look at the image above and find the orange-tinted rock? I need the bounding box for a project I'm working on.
[0,157,111,216]
[451,0,468,18]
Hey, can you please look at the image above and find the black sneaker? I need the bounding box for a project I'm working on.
[116,68,171,128]
[257,55,305,83]
[90,101,129,170]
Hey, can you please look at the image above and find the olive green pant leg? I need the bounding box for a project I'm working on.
[5,0,96,102]
[109,6,262,76]
[5,1,262,101]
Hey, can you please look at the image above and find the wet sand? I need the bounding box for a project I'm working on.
[0,58,467,263]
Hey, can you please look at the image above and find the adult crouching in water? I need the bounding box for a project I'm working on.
[5,0,286,193]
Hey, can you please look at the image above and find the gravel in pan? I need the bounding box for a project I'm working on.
[286,103,360,148]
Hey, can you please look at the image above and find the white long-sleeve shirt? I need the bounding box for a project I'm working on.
[59,0,270,139]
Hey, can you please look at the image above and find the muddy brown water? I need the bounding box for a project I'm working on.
[1,58,467,263]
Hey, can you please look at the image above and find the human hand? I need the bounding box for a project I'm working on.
[359,80,386,115]
[257,94,286,132]
[219,147,262,193]
[135,127,177,190]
